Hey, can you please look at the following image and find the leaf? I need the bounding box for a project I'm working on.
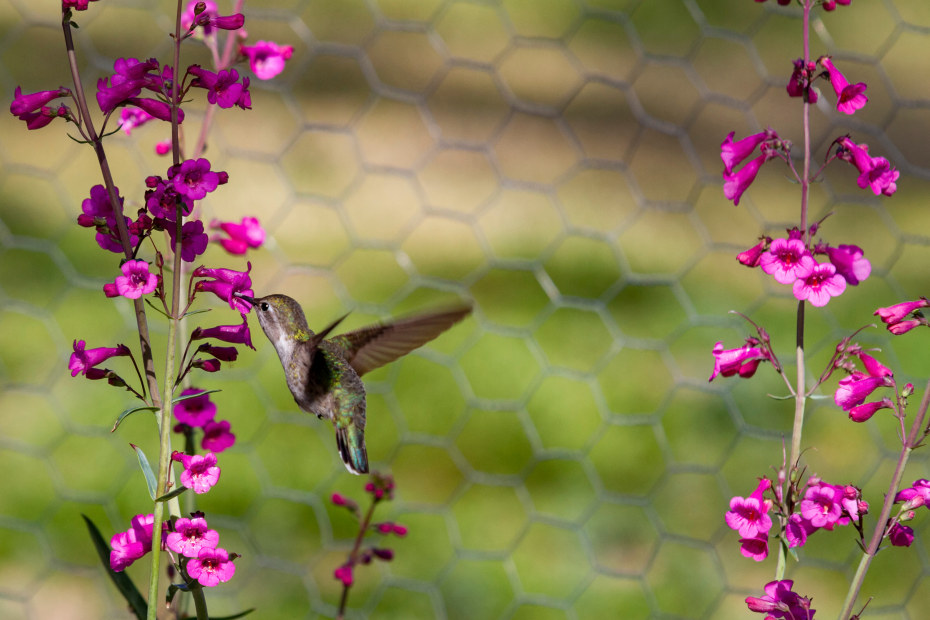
[155,486,188,503]
[131,444,158,501]
[82,514,147,620]
[166,582,189,606]
[180,609,256,620]
[144,297,172,319]
[182,307,214,317]
[172,388,222,403]
[111,404,159,433]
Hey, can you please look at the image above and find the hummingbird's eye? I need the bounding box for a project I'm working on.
[260,302,269,312]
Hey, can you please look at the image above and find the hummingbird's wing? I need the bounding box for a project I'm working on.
[329,306,471,377]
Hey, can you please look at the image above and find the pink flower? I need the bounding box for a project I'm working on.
[174,388,217,427]
[166,219,209,262]
[191,317,254,349]
[824,244,870,286]
[760,237,810,284]
[736,239,767,267]
[889,523,914,547]
[240,41,294,80]
[785,513,815,548]
[374,522,409,537]
[874,298,929,334]
[723,152,770,206]
[800,483,842,529]
[201,419,236,453]
[181,0,217,32]
[188,66,251,110]
[109,514,155,572]
[171,158,221,201]
[166,515,220,558]
[210,217,265,255]
[725,478,773,539]
[194,263,254,314]
[836,137,899,196]
[835,373,890,411]
[746,580,815,619]
[848,398,892,422]
[63,0,99,10]
[819,56,868,115]
[720,129,776,174]
[857,352,893,378]
[334,563,353,587]
[738,535,768,562]
[118,107,154,135]
[173,451,221,494]
[709,341,769,381]
[69,340,130,377]
[187,546,236,587]
[10,86,70,116]
[111,259,158,299]
[792,256,846,307]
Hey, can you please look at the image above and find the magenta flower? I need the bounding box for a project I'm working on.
[819,56,867,115]
[786,58,818,102]
[174,388,217,427]
[199,344,238,362]
[69,340,130,377]
[210,217,265,255]
[723,152,770,206]
[173,451,221,494]
[166,219,209,262]
[191,317,254,349]
[201,419,236,453]
[334,563,354,587]
[725,478,773,539]
[10,86,70,117]
[189,66,251,109]
[858,352,893,378]
[738,535,769,562]
[240,41,294,80]
[125,97,182,124]
[186,546,236,587]
[166,515,220,558]
[118,107,154,135]
[760,237,809,284]
[63,0,100,10]
[800,483,842,529]
[80,183,120,220]
[785,513,815,549]
[746,580,815,619]
[374,522,409,536]
[835,372,890,411]
[888,523,914,547]
[848,398,892,422]
[194,262,254,314]
[824,244,870,286]
[792,256,846,307]
[109,513,154,572]
[197,13,245,31]
[836,137,899,196]
[144,176,193,219]
[171,158,221,201]
[111,259,158,299]
[874,298,929,335]
[720,129,776,174]
[709,341,769,381]
[822,0,852,9]
[895,480,930,508]
[736,239,767,268]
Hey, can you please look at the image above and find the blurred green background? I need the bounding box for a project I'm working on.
[2,0,930,618]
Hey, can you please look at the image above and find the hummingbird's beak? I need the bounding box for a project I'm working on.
[233,292,257,305]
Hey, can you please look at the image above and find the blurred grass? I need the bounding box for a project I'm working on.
[1,0,930,619]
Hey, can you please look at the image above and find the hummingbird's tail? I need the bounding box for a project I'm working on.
[336,425,369,475]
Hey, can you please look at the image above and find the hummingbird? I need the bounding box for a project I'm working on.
[237,293,471,475]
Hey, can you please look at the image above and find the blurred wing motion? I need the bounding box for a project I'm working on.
[330,306,472,376]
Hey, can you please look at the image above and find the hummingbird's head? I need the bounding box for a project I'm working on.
[236,293,310,349]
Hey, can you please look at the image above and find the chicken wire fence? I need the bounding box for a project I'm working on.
[2,0,930,618]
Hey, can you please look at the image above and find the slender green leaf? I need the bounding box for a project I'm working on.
[180,609,255,620]
[172,388,221,403]
[182,307,214,317]
[156,486,188,503]
[131,444,158,501]
[82,514,147,619]
[111,404,158,433]
[144,297,172,319]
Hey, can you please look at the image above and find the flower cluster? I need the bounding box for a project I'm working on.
[735,231,871,308]
[725,476,867,562]
[173,388,236,453]
[166,512,237,587]
[331,473,404,592]
[833,351,896,422]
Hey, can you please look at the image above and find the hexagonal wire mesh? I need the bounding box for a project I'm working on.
[2,0,930,618]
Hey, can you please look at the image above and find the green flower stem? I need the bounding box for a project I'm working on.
[838,377,930,620]
[337,497,380,620]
